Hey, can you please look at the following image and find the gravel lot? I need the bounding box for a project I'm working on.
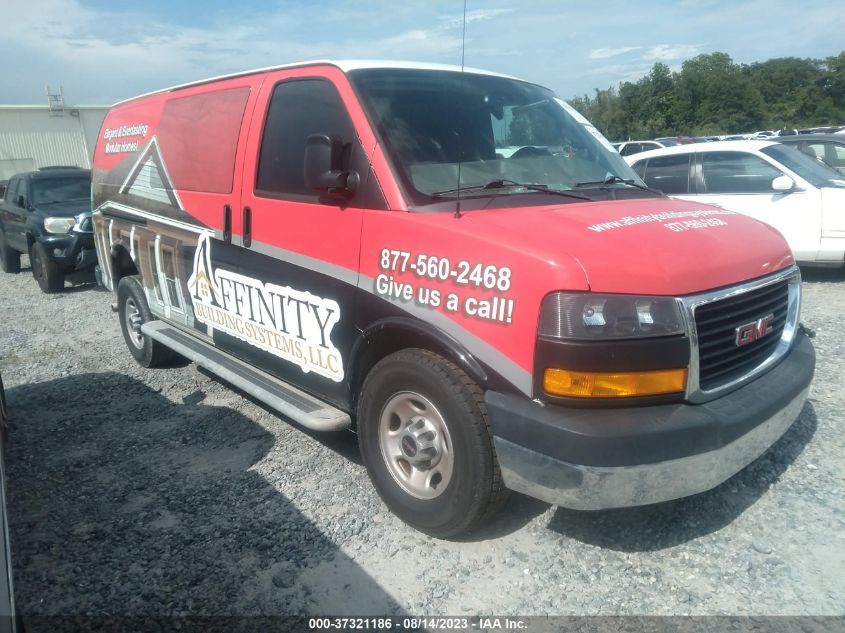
[0,258,843,623]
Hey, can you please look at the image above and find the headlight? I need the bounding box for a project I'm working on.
[43,217,76,234]
[539,292,685,339]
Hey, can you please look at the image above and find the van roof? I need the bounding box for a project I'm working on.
[112,60,520,108]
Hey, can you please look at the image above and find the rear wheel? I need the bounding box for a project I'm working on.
[358,349,508,538]
[117,275,175,367]
[0,231,20,274]
[30,242,63,293]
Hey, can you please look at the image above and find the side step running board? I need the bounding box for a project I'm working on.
[141,321,351,432]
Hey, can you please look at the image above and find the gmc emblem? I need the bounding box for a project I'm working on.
[734,313,775,347]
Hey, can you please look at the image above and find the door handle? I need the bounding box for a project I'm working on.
[223,204,232,244]
[242,206,252,248]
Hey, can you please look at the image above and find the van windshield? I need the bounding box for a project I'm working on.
[349,68,643,208]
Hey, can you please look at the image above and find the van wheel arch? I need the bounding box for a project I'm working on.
[348,319,489,420]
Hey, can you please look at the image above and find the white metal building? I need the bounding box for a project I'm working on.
[0,105,108,181]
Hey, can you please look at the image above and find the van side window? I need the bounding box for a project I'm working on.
[158,86,251,194]
[641,154,690,194]
[256,79,356,200]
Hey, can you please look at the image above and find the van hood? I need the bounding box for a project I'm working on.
[472,197,794,295]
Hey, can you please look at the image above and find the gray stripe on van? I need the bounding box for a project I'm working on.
[239,239,533,396]
[249,239,360,286]
[357,274,533,396]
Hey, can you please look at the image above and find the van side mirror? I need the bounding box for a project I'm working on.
[304,134,359,198]
[771,175,795,192]
[16,195,26,208]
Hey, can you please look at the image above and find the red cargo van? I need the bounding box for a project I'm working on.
[92,61,814,537]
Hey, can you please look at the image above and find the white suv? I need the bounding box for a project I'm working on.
[625,140,845,266]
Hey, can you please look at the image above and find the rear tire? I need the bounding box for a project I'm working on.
[30,242,63,293]
[357,349,508,538]
[0,231,20,274]
[117,275,175,368]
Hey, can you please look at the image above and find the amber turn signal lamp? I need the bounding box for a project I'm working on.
[543,367,688,398]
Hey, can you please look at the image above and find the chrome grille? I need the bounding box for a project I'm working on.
[683,267,801,402]
[695,280,789,389]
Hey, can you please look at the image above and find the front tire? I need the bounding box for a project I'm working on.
[30,242,63,293]
[117,276,175,368]
[357,349,508,538]
[0,231,21,274]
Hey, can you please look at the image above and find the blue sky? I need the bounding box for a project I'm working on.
[1,0,843,105]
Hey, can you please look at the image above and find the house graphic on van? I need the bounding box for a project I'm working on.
[119,136,184,210]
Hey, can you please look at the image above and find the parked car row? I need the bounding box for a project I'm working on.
[612,139,680,156]
[614,126,845,157]
[625,140,845,265]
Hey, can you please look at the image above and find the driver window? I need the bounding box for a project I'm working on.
[256,79,358,201]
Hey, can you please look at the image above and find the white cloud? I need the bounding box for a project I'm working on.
[2,0,844,104]
[0,0,484,103]
[588,46,641,60]
[643,44,702,61]
[440,8,516,29]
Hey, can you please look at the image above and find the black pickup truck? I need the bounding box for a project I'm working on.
[0,167,96,293]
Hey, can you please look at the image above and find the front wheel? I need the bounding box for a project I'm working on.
[357,349,508,538]
[30,242,63,293]
[117,276,175,367]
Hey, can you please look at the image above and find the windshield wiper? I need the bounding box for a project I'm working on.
[574,175,664,196]
[431,179,591,201]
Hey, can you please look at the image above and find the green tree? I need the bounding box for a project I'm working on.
[746,57,828,127]
[824,52,845,118]
[673,53,764,133]
[566,49,845,139]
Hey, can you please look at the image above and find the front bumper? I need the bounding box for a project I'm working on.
[38,231,96,270]
[487,332,815,510]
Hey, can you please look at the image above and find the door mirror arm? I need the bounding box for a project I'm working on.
[304,134,359,198]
